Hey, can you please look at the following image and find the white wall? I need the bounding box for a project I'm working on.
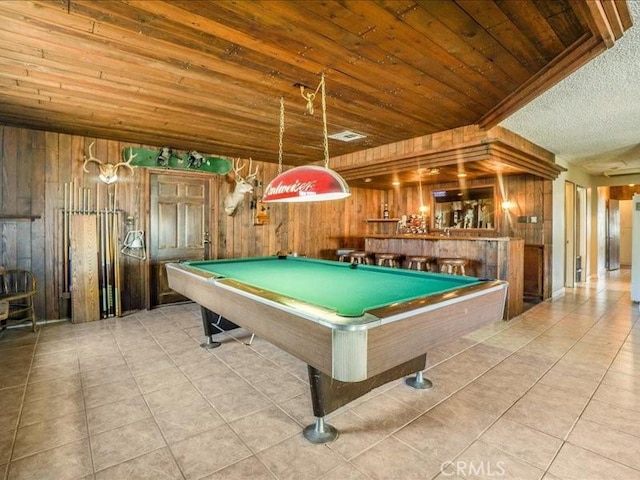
[551,159,596,296]
[535,156,639,297]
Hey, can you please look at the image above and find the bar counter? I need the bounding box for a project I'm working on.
[365,234,524,319]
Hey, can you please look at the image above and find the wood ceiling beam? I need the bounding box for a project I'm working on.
[478,33,602,128]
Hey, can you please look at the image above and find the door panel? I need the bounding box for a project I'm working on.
[150,173,210,306]
[607,199,620,271]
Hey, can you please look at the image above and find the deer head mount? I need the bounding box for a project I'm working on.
[83,142,136,184]
[223,158,259,216]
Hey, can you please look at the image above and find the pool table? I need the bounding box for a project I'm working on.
[166,256,507,442]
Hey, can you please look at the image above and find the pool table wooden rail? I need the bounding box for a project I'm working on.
[166,262,507,383]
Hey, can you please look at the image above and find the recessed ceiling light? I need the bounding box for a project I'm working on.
[392,181,400,186]
[328,131,366,142]
[364,177,372,183]
[457,172,467,178]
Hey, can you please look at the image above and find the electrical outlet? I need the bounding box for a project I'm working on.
[530,216,538,223]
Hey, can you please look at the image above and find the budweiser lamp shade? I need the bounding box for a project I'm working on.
[262,166,351,202]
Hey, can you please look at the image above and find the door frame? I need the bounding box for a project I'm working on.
[565,181,576,288]
[143,168,219,309]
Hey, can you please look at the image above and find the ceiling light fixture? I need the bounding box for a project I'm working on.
[262,73,351,203]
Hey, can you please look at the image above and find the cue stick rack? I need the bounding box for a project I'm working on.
[60,179,123,321]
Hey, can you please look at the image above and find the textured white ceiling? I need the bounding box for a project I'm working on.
[500,1,640,177]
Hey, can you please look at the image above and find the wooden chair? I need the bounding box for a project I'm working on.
[0,270,37,332]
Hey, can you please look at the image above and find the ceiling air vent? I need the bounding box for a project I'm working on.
[328,130,366,142]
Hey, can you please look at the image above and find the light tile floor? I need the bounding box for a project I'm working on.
[0,269,639,480]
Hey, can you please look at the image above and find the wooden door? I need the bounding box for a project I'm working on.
[606,199,620,271]
[149,173,210,306]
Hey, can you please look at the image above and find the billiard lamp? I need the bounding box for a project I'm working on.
[262,74,351,203]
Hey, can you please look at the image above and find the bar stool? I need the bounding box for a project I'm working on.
[406,256,434,271]
[376,253,403,268]
[349,251,372,265]
[438,258,467,276]
[336,248,355,262]
[0,301,8,332]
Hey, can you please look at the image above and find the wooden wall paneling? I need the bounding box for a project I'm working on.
[117,148,144,313]
[16,128,32,214]
[1,223,17,271]
[29,130,47,319]
[523,244,544,300]
[0,126,3,213]
[15,129,32,271]
[208,176,219,260]
[71,136,86,185]
[2,127,18,218]
[45,132,61,319]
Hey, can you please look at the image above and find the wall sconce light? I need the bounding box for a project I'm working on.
[501,200,514,211]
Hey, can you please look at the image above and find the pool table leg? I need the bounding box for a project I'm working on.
[405,369,433,389]
[304,354,427,443]
[200,310,221,350]
[303,416,339,444]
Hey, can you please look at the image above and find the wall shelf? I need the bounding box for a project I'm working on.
[0,215,41,221]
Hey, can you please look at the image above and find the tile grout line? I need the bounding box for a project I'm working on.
[537,305,640,478]
[334,299,582,477]
[4,327,41,480]
[385,293,614,479]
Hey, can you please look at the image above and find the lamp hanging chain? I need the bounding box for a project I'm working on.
[320,72,330,168]
[277,96,285,174]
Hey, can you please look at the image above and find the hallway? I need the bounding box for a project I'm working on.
[0,270,638,480]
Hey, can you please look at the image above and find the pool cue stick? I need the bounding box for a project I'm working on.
[112,182,121,317]
[72,178,77,214]
[106,193,114,317]
[104,206,111,317]
[114,211,121,317]
[63,182,69,293]
[100,208,107,318]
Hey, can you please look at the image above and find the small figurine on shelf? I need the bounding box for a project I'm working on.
[383,203,389,219]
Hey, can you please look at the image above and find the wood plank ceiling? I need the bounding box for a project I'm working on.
[0,1,631,188]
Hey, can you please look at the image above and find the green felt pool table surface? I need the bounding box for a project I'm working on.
[182,256,483,318]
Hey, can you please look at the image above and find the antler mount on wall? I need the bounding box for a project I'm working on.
[83,142,136,184]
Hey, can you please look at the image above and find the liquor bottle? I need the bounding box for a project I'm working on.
[383,203,389,219]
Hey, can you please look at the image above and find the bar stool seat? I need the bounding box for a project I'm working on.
[406,256,434,271]
[349,251,372,265]
[438,258,467,276]
[336,248,355,262]
[376,253,403,268]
